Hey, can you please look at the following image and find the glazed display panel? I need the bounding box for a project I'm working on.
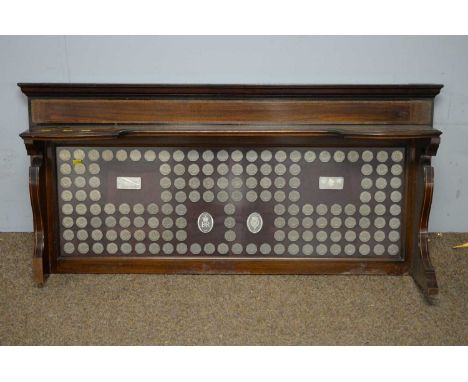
[56,147,405,259]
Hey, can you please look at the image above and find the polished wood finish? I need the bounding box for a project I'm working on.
[19,83,443,301]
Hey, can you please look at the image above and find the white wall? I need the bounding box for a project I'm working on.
[0,36,467,232]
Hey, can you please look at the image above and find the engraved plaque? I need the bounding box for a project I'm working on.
[116,177,141,190]
[319,176,344,190]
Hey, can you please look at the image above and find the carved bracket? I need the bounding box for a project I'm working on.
[24,138,49,286]
[411,137,440,300]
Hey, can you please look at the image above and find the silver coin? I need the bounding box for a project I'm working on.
[275,150,287,162]
[246,190,258,202]
[75,190,87,202]
[376,164,388,176]
[375,178,387,190]
[59,163,72,175]
[144,150,156,162]
[134,216,146,228]
[330,231,342,242]
[330,244,341,256]
[135,243,147,255]
[202,177,214,189]
[189,190,200,203]
[274,191,285,203]
[246,177,258,189]
[362,150,373,162]
[175,191,187,203]
[73,149,85,160]
[161,203,173,215]
[119,216,131,228]
[260,150,272,162]
[76,217,87,228]
[75,203,87,215]
[161,191,172,203]
[159,163,171,176]
[344,244,356,256]
[260,177,272,189]
[359,204,371,216]
[231,190,242,202]
[361,164,373,176]
[302,230,314,242]
[132,203,144,215]
[62,204,73,215]
[340,142,363,164]
[290,150,301,162]
[289,177,301,189]
[316,244,327,256]
[217,177,228,189]
[217,163,229,176]
[189,177,201,189]
[359,231,371,242]
[134,229,146,241]
[120,243,132,255]
[288,204,299,216]
[316,217,328,229]
[148,217,159,229]
[330,217,342,229]
[73,176,86,188]
[88,163,100,175]
[273,244,285,255]
[60,177,72,188]
[92,243,104,255]
[203,190,215,202]
[246,164,258,176]
[361,178,372,190]
[217,190,229,203]
[59,149,71,161]
[191,243,202,254]
[188,164,200,176]
[288,190,300,202]
[373,244,385,256]
[89,190,101,202]
[174,164,185,176]
[259,190,272,202]
[388,244,400,256]
[345,203,356,215]
[390,204,401,216]
[246,150,258,162]
[198,212,214,233]
[177,243,188,254]
[102,149,113,161]
[246,243,257,255]
[231,150,243,162]
[274,217,285,228]
[377,151,388,162]
[231,243,243,255]
[260,243,271,255]
[173,150,184,162]
[63,229,74,241]
[274,230,285,241]
[360,192,371,203]
[389,217,401,229]
[202,164,214,176]
[175,205,187,216]
[302,204,313,215]
[289,164,301,176]
[149,243,160,255]
[217,150,229,162]
[78,243,89,254]
[146,203,158,215]
[204,243,215,255]
[391,150,404,162]
[225,230,236,242]
[148,230,160,241]
[273,204,286,215]
[374,191,386,203]
[288,230,299,242]
[359,217,371,229]
[316,230,327,242]
[260,163,272,176]
[316,203,328,215]
[374,217,386,229]
[63,242,75,254]
[203,150,215,162]
[359,244,371,256]
[330,204,342,216]
[160,177,172,189]
[288,217,300,229]
[333,150,345,163]
[162,217,174,229]
[120,230,131,241]
[374,230,385,242]
[390,191,402,203]
[89,176,100,188]
[304,151,316,162]
[374,204,386,216]
[345,230,356,242]
[158,150,170,162]
[187,150,199,162]
[162,230,174,241]
[302,217,314,229]
[391,164,403,176]
[319,151,331,162]
[106,229,117,241]
[231,164,243,176]
[116,149,128,161]
[89,204,101,215]
[390,177,402,189]
[224,216,236,229]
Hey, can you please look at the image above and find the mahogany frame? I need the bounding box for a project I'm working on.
[19,84,443,300]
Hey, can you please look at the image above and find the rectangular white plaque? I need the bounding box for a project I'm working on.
[319,176,344,190]
[116,177,141,190]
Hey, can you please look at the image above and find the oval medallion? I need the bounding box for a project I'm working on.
[247,212,263,234]
[198,212,214,233]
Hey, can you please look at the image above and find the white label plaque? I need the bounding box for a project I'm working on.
[116,177,141,190]
[319,176,344,190]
